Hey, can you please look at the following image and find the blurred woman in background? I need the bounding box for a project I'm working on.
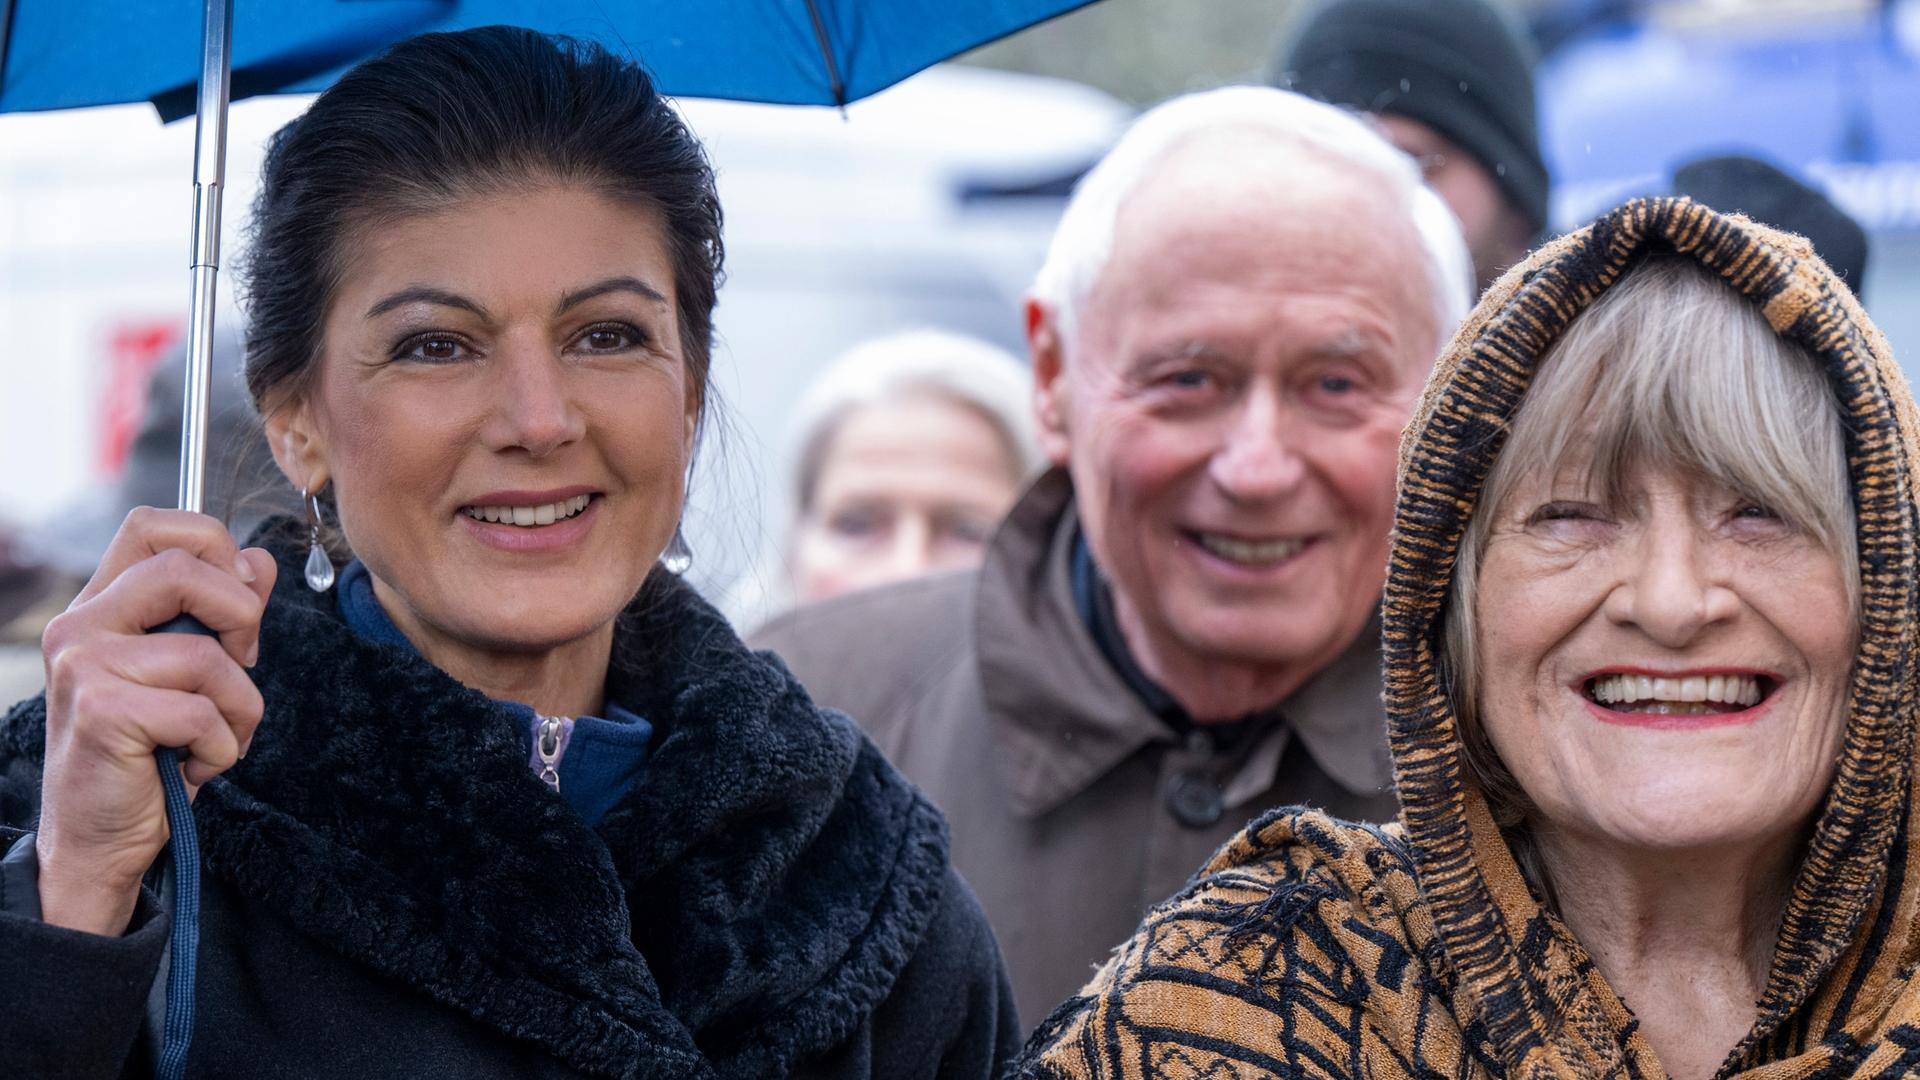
[780,330,1042,607]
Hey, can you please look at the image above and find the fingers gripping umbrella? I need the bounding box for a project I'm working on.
[0,2,1101,1075]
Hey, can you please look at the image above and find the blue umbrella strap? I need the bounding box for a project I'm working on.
[153,749,199,1080]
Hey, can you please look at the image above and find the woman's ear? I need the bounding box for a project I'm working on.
[264,398,330,495]
[683,379,702,458]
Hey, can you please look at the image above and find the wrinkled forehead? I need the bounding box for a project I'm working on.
[1082,143,1438,354]
[1108,132,1418,265]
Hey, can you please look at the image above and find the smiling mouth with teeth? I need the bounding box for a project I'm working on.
[461,494,593,527]
[1583,672,1773,716]
[1192,532,1309,567]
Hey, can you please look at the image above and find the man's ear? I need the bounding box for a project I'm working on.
[263,397,330,496]
[1026,297,1072,468]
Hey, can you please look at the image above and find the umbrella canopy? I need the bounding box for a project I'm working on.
[0,0,1098,116]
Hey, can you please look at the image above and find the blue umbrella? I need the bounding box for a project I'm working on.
[1,0,1100,115]
[0,4,1099,1076]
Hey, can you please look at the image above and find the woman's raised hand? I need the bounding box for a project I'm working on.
[32,508,276,937]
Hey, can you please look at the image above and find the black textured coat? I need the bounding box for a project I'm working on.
[0,520,1016,1079]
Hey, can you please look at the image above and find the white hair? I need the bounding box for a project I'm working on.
[786,329,1044,513]
[1030,85,1473,349]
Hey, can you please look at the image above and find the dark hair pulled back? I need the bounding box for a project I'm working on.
[242,25,724,420]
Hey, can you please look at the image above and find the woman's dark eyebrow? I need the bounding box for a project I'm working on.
[364,286,487,320]
[362,277,665,321]
[557,276,669,313]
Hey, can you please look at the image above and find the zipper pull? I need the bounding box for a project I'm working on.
[535,714,569,793]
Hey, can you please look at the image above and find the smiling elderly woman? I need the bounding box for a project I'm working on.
[0,27,1015,1079]
[1013,199,1920,1079]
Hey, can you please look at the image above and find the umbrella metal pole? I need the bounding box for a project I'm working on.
[150,5,234,1080]
[179,0,233,513]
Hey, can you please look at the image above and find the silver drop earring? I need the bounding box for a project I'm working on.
[303,488,336,592]
[660,524,693,575]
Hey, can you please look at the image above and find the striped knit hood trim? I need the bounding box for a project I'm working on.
[1387,197,1920,1074]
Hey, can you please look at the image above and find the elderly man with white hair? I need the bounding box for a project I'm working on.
[753,85,1472,1021]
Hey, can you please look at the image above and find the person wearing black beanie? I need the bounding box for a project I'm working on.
[1277,0,1549,290]
[1673,153,1870,290]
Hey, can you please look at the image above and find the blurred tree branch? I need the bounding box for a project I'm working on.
[960,0,1307,106]
[960,0,1544,106]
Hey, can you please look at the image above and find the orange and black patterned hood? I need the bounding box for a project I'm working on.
[1387,197,1920,1075]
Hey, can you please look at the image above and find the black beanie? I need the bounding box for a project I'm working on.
[1672,154,1870,287]
[1278,0,1550,233]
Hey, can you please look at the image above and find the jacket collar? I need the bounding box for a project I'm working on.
[974,469,1392,819]
[180,519,948,1079]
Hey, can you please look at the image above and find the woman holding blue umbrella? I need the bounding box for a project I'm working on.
[0,26,1016,1079]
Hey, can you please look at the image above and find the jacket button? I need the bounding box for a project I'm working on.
[1166,771,1224,829]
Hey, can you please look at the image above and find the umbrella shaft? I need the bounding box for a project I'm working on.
[175,0,233,516]
[178,260,218,513]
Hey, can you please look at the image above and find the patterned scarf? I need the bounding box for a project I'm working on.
[1013,199,1920,1079]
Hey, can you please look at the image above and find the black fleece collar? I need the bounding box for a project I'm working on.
[12,519,949,1079]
